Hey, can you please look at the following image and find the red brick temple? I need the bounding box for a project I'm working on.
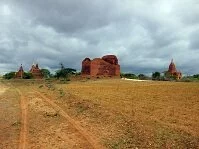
[81,55,120,77]
[30,63,43,79]
[167,59,182,79]
[15,64,24,79]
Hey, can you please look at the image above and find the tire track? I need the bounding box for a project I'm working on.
[16,89,28,149]
[34,90,105,149]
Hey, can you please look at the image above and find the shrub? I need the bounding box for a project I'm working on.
[23,72,33,79]
[121,73,138,79]
[3,72,16,79]
[152,72,161,80]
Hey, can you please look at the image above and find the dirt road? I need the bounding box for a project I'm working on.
[0,85,20,149]
[0,82,105,149]
[1,79,199,148]
[16,89,28,149]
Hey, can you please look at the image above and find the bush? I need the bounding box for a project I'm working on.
[55,63,76,80]
[193,74,199,79]
[121,73,138,79]
[23,72,33,79]
[152,72,161,80]
[138,74,150,80]
[41,69,52,78]
[3,72,16,79]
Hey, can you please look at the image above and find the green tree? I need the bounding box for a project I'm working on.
[193,74,199,79]
[23,72,33,79]
[121,73,138,79]
[41,69,51,78]
[55,63,76,80]
[3,72,16,79]
[152,72,161,80]
[138,74,148,80]
[64,68,77,75]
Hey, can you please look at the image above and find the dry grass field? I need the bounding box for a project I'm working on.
[0,79,199,148]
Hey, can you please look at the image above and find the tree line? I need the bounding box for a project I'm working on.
[3,63,77,80]
[121,72,199,82]
[3,64,199,82]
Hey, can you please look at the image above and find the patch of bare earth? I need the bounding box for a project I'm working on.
[21,88,96,149]
[36,79,199,149]
[1,80,105,149]
[0,85,8,95]
[0,84,21,149]
[1,79,199,148]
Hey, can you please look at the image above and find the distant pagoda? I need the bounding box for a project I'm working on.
[30,63,43,79]
[15,64,24,79]
[166,59,182,79]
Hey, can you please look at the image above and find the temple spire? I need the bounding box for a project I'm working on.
[19,64,23,71]
[15,64,24,79]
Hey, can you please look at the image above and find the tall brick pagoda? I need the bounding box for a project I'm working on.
[30,63,43,79]
[15,64,24,79]
[167,59,182,79]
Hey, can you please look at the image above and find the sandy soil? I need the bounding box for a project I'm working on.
[0,85,20,149]
[0,81,104,149]
[1,79,199,148]
[0,86,8,95]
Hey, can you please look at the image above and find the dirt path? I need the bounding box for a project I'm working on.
[10,85,104,149]
[34,90,105,149]
[16,89,28,149]
[0,84,21,149]
[0,86,8,95]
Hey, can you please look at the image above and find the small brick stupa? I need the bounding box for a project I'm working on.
[167,59,182,79]
[15,64,24,79]
[81,55,120,77]
[30,63,43,79]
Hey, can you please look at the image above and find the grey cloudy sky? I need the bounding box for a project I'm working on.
[1,0,199,75]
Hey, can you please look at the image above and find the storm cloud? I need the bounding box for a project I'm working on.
[1,0,199,75]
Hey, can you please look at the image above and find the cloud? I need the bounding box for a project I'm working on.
[0,0,199,75]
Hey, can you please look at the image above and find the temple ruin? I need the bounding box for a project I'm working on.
[166,59,182,79]
[81,55,120,77]
[30,63,43,79]
[15,64,24,79]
